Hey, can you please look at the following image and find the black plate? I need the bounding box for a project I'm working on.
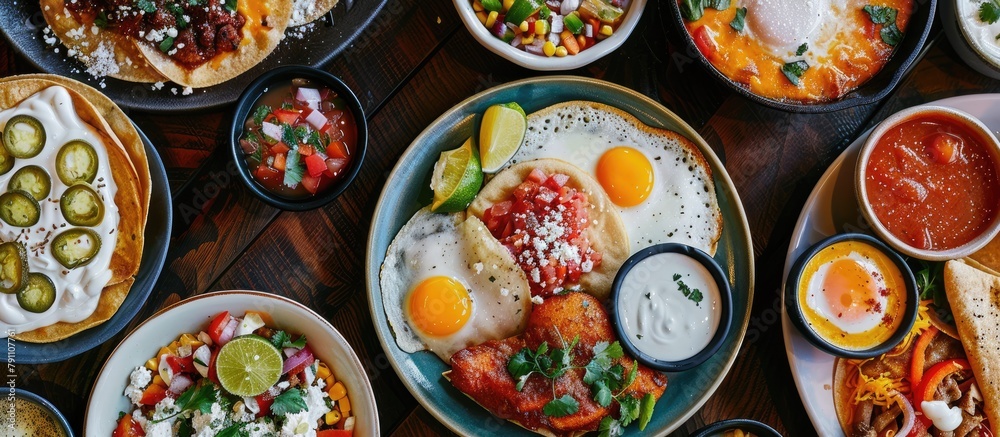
[662,0,936,113]
[0,0,388,112]
[12,123,171,364]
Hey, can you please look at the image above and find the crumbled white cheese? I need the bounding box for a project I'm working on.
[182,87,194,96]
[473,262,484,274]
[124,366,152,406]
[531,295,544,305]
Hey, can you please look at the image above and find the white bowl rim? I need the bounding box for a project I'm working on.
[452,0,648,71]
[855,105,1000,261]
[83,290,380,434]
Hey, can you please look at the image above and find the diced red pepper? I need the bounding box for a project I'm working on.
[299,145,315,156]
[910,326,938,389]
[304,153,328,178]
[273,109,300,125]
[692,26,718,62]
[326,141,349,159]
[165,354,196,374]
[139,383,167,406]
[255,392,275,418]
[271,142,291,154]
[317,430,352,437]
[207,311,230,345]
[273,153,287,171]
[113,413,146,437]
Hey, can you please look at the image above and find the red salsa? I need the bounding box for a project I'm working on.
[239,79,357,199]
[482,169,602,296]
[865,113,1000,250]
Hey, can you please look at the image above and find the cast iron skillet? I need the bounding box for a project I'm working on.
[663,0,937,113]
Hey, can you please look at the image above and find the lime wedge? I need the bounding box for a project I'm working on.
[215,335,283,397]
[479,102,527,173]
[430,137,484,213]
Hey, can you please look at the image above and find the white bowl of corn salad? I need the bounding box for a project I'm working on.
[84,290,379,437]
[454,0,647,70]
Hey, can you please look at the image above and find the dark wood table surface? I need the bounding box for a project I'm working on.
[4,0,1000,435]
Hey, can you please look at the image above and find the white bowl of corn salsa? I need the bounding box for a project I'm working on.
[454,0,647,70]
[84,290,379,437]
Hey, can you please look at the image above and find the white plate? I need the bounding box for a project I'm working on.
[84,291,380,436]
[780,94,1000,435]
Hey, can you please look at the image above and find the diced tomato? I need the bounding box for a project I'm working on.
[273,153,287,171]
[299,145,315,156]
[165,355,195,374]
[326,140,349,159]
[301,174,321,194]
[526,168,547,184]
[304,154,327,178]
[325,158,348,177]
[692,26,718,62]
[207,347,220,384]
[271,142,291,154]
[113,413,146,437]
[207,311,230,345]
[513,180,539,201]
[255,392,275,418]
[317,430,352,437]
[319,88,332,100]
[254,165,283,189]
[273,109,301,125]
[139,383,167,406]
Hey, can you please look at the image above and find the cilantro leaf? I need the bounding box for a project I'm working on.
[158,36,175,53]
[689,288,704,304]
[224,0,238,12]
[781,60,810,86]
[136,0,157,13]
[177,421,195,437]
[863,5,897,24]
[618,395,641,426]
[508,348,535,378]
[94,12,109,29]
[284,334,307,349]
[599,416,624,437]
[270,388,307,416]
[583,359,605,385]
[638,393,655,430]
[307,130,324,151]
[796,43,809,56]
[283,149,305,187]
[622,362,638,389]
[672,273,681,281]
[252,106,271,125]
[591,341,623,367]
[980,0,1000,23]
[281,123,298,147]
[730,7,747,32]
[705,0,729,9]
[269,330,291,350]
[592,380,613,407]
[174,381,218,415]
[880,22,903,46]
[543,394,579,417]
[680,0,705,21]
[293,125,310,143]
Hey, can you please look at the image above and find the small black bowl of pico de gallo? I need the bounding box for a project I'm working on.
[230,65,367,211]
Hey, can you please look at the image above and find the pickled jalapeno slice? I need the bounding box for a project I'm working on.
[60,183,104,226]
[0,142,13,176]
[0,242,27,295]
[0,190,40,227]
[56,140,98,185]
[52,228,101,269]
[16,273,55,313]
[9,165,51,201]
[2,115,45,159]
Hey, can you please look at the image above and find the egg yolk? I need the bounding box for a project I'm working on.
[595,146,654,207]
[821,259,880,321]
[408,276,471,337]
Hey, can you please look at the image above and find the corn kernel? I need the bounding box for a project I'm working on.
[339,396,351,415]
[477,11,488,25]
[485,11,498,28]
[519,21,529,33]
[534,20,546,35]
[502,0,514,11]
[168,341,180,354]
[315,363,331,381]
[179,334,197,347]
[473,0,484,11]
[600,24,613,37]
[157,347,171,358]
[151,375,165,387]
[328,381,347,401]
[522,34,534,45]
[543,41,556,56]
[555,46,568,57]
[145,357,159,371]
[324,410,342,426]
[325,375,336,388]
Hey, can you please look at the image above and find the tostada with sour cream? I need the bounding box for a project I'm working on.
[379,100,724,435]
[0,77,148,343]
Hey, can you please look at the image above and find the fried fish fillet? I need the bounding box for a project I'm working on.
[446,292,667,437]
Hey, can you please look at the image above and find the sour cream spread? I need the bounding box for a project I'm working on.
[921,400,963,432]
[959,0,1000,67]
[0,86,119,335]
[617,252,721,362]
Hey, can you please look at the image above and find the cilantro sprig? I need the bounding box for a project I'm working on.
[909,258,953,323]
[680,0,731,22]
[863,5,903,46]
[980,0,1000,24]
[270,388,308,416]
[730,7,747,32]
[269,330,307,350]
[506,330,655,435]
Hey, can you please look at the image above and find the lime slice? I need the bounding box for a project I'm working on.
[215,335,283,397]
[430,137,483,213]
[479,102,527,173]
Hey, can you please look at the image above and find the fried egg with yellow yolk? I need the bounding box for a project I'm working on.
[797,239,907,351]
[510,101,723,255]
[380,207,532,362]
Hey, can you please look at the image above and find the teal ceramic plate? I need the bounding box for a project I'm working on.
[366,76,754,435]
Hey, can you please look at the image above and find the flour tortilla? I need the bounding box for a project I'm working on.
[0,78,149,342]
[136,0,293,88]
[40,0,166,83]
[943,260,1000,434]
[290,0,340,26]
[468,158,629,300]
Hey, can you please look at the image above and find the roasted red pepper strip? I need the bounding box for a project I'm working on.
[913,358,971,413]
[910,326,939,389]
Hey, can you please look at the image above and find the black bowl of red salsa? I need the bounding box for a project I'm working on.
[231,66,366,211]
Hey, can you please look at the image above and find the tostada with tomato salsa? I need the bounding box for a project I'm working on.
[113,310,355,436]
[833,257,999,437]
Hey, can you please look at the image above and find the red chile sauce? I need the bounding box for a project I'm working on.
[865,113,1000,251]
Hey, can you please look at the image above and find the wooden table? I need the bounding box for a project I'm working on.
[3,0,1000,435]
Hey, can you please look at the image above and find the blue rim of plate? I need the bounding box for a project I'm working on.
[11,123,171,364]
[365,76,755,436]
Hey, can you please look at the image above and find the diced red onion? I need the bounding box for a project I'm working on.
[526,43,545,55]
[283,347,299,358]
[546,0,561,9]
[550,15,564,34]
[326,158,348,176]
[261,122,283,141]
[585,23,593,38]
[303,109,328,130]
[281,347,315,375]
[510,35,522,47]
[560,0,579,15]
[218,318,239,346]
[893,392,916,436]
[507,22,519,32]
[168,373,194,396]
[239,139,257,155]
[295,88,321,110]
[492,20,507,39]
